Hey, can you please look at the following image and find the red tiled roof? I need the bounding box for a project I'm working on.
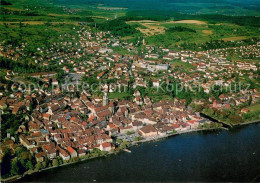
[67,146,76,154]
[102,142,111,148]
[43,113,50,119]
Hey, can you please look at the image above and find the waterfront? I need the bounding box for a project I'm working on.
[19,123,260,182]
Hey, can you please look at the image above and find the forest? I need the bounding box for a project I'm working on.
[166,26,196,33]
[123,11,260,27]
[94,19,140,37]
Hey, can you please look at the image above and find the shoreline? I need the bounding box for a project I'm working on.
[200,113,260,128]
[1,128,221,182]
[2,120,259,182]
[233,119,260,127]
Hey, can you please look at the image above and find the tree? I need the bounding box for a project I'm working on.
[52,159,59,167]
[134,136,142,141]
[248,96,252,106]
[205,107,215,116]
[229,115,243,124]
[25,160,34,170]
[42,158,49,169]
[92,148,101,156]
[121,141,130,149]
[57,157,63,165]
[20,151,32,161]
[126,131,134,135]
[35,162,44,171]
[116,138,123,144]
[11,159,20,176]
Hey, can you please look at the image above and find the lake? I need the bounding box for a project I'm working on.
[19,123,260,182]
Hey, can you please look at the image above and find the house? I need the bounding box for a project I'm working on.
[78,149,86,157]
[43,113,51,121]
[168,51,179,57]
[47,104,60,115]
[131,121,143,131]
[59,149,70,161]
[67,146,77,158]
[241,108,249,114]
[180,123,190,131]
[19,135,35,149]
[187,120,199,129]
[35,152,46,162]
[97,72,105,79]
[133,96,143,106]
[119,126,134,134]
[139,125,157,137]
[156,64,169,71]
[162,125,175,134]
[157,130,167,136]
[213,100,222,108]
[163,56,172,60]
[172,123,181,132]
[152,80,160,88]
[219,94,229,101]
[100,142,112,152]
[45,146,57,159]
[52,79,59,85]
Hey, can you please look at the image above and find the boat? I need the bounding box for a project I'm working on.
[123,149,132,153]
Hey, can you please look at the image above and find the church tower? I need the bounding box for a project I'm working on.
[103,92,108,106]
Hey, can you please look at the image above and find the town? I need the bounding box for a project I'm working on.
[0,25,260,179]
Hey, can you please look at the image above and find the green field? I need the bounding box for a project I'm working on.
[108,92,132,100]
[171,61,196,71]
[248,103,260,112]
[142,22,260,48]
[0,0,260,59]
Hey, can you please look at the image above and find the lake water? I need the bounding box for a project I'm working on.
[19,123,260,182]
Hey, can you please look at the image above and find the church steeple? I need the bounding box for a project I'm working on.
[103,92,108,106]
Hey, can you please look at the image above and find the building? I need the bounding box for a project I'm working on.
[67,146,77,158]
[100,142,112,152]
[139,125,158,137]
[156,64,169,71]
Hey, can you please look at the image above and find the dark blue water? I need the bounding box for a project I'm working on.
[20,123,260,182]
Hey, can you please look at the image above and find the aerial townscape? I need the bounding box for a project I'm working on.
[0,0,260,182]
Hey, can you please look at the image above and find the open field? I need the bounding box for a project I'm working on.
[48,13,71,17]
[127,20,165,36]
[222,36,249,41]
[174,20,207,24]
[127,19,260,43]
[3,7,24,11]
[109,92,132,100]
[121,36,135,40]
[128,20,208,36]
[202,30,213,34]
[141,20,260,48]
[1,0,260,51]
[137,23,165,36]
[248,103,260,112]
[170,61,196,70]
